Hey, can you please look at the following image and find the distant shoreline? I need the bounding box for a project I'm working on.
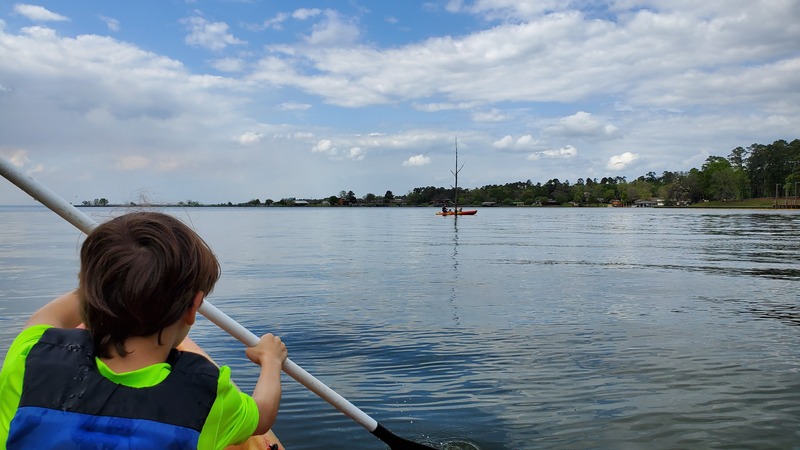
[3,198,797,210]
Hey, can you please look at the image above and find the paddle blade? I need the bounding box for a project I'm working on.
[372,423,439,450]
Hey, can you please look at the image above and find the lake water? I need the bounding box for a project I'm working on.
[1,206,799,449]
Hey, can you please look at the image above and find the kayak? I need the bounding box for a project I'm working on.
[178,337,285,450]
[436,210,477,216]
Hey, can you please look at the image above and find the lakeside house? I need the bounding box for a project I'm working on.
[633,198,666,207]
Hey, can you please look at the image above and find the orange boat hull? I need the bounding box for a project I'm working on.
[436,210,477,216]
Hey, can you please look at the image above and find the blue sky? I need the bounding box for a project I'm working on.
[1,1,798,204]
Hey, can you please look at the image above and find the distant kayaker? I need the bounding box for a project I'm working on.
[0,212,287,448]
[442,205,449,213]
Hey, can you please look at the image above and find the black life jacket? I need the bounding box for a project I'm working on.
[7,327,219,449]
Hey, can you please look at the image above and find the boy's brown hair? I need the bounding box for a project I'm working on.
[78,212,220,358]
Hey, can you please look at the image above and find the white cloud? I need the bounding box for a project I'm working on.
[182,15,245,51]
[546,111,619,139]
[445,0,460,12]
[256,9,321,32]
[310,140,367,161]
[309,131,450,158]
[303,10,359,47]
[293,8,322,20]
[527,145,577,161]
[347,147,365,160]
[0,150,44,175]
[492,135,514,149]
[99,16,120,32]
[493,135,540,150]
[115,155,150,170]
[472,108,508,123]
[446,0,562,19]
[312,139,337,155]
[27,163,44,174]
[4,148,47,175]
[278,102,312,111]
[7,149,29,167]
[412,101,477,112]
[0,22,264,202]
[607,152,640,170]
[211,57,245,72]
[260,12,290,30]
[4,148,46,175]
[19,25,58,39]
[250,2,800,117]
[13,4,68,22]
[403,154,431,166]
[290,132,316,140]
[236,131,263,145]
[516,135,538,147]
[155,156,181,172]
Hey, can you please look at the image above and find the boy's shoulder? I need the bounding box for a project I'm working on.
[5,324,53,361]
[169,348,222,379]
[0,324,54,444]
[37,326,90,345]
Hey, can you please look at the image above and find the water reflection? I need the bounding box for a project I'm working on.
[449,218,460,325]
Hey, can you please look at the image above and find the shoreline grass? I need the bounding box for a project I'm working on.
[690,197,799,209]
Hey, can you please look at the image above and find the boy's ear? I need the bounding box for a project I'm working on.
[184,291,204,325]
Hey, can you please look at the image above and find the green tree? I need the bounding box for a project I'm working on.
[684,169,705,202]
[628,179,653,201]
[701,156,739,201]
[784,174,800,201]
[570,181,589,204]
[746,140,800,197]
[728,146,748,171]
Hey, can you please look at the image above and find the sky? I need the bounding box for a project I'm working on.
[1,1,798,205]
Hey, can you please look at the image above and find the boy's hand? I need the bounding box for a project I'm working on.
[245,333,287,368]
[247,334,288,434]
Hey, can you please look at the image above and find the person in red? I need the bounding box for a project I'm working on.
[0,211,287,449]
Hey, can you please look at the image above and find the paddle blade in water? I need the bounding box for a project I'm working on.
[371,423,439,450]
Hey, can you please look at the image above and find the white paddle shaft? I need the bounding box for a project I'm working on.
[0,157,379,432]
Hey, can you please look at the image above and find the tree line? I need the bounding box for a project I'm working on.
[361,138,800,207]
[249,138,800,207]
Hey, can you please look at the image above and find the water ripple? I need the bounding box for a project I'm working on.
[3,207,800,450]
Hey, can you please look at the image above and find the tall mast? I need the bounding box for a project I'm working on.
[451,137,465,213]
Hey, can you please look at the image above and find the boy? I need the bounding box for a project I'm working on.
[0,211,287,449]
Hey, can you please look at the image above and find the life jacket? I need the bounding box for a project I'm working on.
[7,327,219,449]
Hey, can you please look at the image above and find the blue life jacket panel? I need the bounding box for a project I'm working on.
[7,328,219,449]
